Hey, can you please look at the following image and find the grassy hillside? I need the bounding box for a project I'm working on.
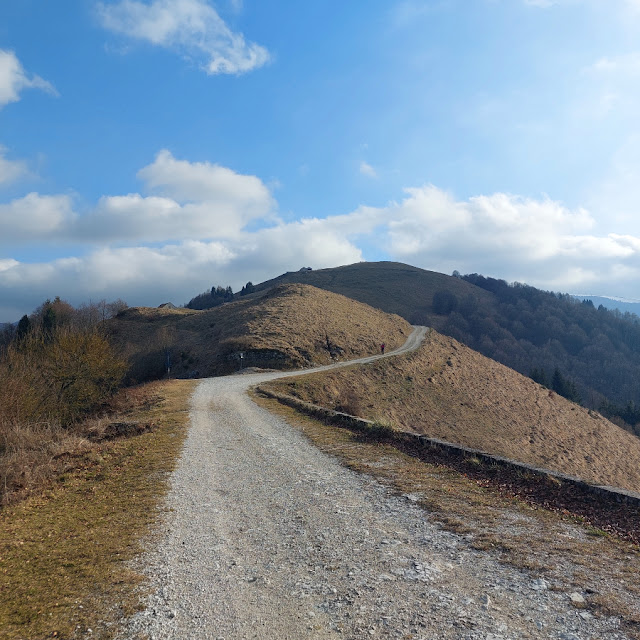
[264,329,640,493]
[248,262,640,423]
[247,261,493,327]
[109,283,411,382]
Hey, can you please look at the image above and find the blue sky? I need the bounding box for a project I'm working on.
[2,0,640,321]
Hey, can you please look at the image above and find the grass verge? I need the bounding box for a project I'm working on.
[252,390,640,638]
[0,379,196,640]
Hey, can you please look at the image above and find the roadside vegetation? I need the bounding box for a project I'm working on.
[0,297,127,505]
[0,295,198,639]
[0,378,195,639]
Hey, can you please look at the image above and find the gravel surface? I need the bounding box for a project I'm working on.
[119,328,631,639]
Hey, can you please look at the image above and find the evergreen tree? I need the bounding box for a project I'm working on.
[15,315,31,341]
[432,290,458,315]
[530,367,549,388]
[240,282,255,296]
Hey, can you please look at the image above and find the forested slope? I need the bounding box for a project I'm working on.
[436,274,640,428]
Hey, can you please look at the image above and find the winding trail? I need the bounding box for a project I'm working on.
[121,327,630,640]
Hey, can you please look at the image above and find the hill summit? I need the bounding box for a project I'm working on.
[109,283,411,382]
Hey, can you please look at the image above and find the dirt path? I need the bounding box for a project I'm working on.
[120,327,631,639]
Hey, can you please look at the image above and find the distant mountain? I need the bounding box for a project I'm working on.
[572,294,640,317]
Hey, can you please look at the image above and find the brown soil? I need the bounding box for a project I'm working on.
[265,329,640,493]
[109,283,411,382]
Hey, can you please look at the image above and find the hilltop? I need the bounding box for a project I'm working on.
[264,328,640,493]
[244,261,493,326]
[109,283,411,382]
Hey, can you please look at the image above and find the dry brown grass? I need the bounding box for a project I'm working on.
[109,283,411,382]
[0,379,195,640]
[0,382,164,507]
[0,325,129,506]
[249,260,494,327]
[265,329,640,493]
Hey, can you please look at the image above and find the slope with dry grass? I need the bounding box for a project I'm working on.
[110,283,412,382]
[248,260,493,326]
[265,329,640,493]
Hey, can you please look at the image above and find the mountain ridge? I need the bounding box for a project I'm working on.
[242,261,640,429]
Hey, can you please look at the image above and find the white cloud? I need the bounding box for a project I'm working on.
[138,149,273,212]
[0,258,18,272]
[0,151,276,245]
[4,150,640,318]
[374,185,640,294]
[0,193,76,241]
[0,146,27,186]
[97,0,270,75]
[0,225,361,318]
[0,49,57,108]
[359,161,378,178]
[94,150,275,241]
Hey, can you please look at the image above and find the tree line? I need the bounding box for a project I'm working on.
[0,297,128,428]
[184,282,255,310]
[431,274,640,434]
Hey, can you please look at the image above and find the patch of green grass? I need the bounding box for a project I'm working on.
[0,379,196,640]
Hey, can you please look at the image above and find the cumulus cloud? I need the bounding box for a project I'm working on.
[0,224,362,319]
[91,150,275,241]
[4,153,640,319]
[0,49,57,108]
[139,149,273,213]
[0,146,27,186]
[0,151,276,245]
[0,193,76,242]
[0,258,18,272]
[374,185,640,294]
[97,0,269,75]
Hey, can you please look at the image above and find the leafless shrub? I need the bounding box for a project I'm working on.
[0,321,127,505]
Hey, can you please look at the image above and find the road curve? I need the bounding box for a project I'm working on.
[120,325,629,640]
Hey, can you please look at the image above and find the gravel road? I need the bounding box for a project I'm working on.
[121,327,631,640]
